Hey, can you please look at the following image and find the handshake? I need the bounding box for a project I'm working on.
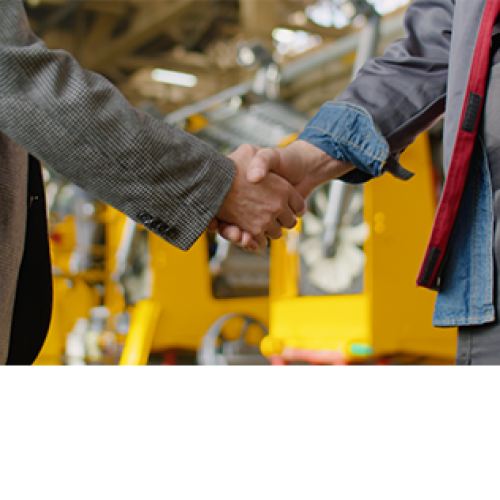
[210,140,354,250]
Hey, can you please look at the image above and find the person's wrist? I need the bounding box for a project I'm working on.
[216,154,243,222]
[289,140,353,187]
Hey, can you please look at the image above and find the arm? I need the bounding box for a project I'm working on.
[220,0,454,247]
[0,0,304,250]
[299,0,453,183]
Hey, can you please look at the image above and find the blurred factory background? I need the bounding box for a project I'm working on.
[24,0,456,366]
[25,0,411,116]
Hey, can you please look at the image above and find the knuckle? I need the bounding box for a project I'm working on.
[263,213,273,227]
[276,200,286,214]
[269,199,282,214]
[249,226,262,238]
[241,144,257,156]
[259,147,273,159]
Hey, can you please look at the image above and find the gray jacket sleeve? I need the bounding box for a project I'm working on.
[338,0,453,156]
[0,0,235,251]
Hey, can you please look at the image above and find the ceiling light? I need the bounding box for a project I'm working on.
[272,28,296,44]
[288,11,308,26]
[237,47,256,66]
[151,69,197,88]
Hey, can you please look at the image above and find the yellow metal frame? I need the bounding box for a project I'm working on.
[119,299,162,365]
[145,231,269,354]
[38,202,270,365]
[103,208,270,364]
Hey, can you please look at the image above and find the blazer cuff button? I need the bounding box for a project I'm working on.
[155,222,169,234]
[138,211,154,224]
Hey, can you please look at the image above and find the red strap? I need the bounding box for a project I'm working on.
[417,0,500,288]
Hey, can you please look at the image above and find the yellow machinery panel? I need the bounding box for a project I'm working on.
[98,205,269,362]
[145,232,268,353]
[262,133,457,364]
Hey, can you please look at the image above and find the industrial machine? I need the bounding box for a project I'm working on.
[261,132,457,365]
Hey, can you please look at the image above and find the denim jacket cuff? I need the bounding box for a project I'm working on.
[297,101,413,184]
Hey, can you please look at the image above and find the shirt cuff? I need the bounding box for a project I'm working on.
[297,101,413,184]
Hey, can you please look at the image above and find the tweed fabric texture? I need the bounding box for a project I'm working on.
[0,0,236,363]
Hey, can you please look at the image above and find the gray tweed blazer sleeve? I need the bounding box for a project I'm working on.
[0,0,236,250]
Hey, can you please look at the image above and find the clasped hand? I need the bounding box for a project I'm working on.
[210,140,354,251]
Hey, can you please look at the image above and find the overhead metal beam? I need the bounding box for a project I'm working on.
[165,11,405,123]
[35,0,84,36]
[82,0,201,72]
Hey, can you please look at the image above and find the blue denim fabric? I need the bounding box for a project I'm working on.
[298,102,388,183]
[433,138,495,326]
[298,101,495,327]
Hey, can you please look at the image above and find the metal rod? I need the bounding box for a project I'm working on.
[322,9,381,255]
[36,0,84,36]
[165,12,405,124]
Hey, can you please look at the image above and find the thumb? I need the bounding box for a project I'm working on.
[247,148,281,183]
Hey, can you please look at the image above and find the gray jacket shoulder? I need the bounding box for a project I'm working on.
[338,0,454,155]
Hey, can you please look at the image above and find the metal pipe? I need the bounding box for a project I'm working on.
[119,299,161,365]
[322,8,381,256]
[280,11,401,84]
[351,13,381,78]
[111,217,137,282]
[165,12,405,124]
[36,0,84,36]
[165,82,251,124]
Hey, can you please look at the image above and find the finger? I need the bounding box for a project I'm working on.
[288,185,307,217]
[228,144,259,166]
[265,220,283,240]
[240,231,255,247]
[247,148,280,183]
[277,210,297,230]
[218,223,243,244]
[253,233,269,249]
[242,241,260,252]
[236,232,260,251]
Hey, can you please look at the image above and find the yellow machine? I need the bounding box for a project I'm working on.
[35,175,270,365]
[115,224,270,365]
[261,132,457,365]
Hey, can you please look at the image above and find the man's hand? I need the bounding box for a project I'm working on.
[211,140,354,249]
[246,140,354,198]
[212,144,307,250]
